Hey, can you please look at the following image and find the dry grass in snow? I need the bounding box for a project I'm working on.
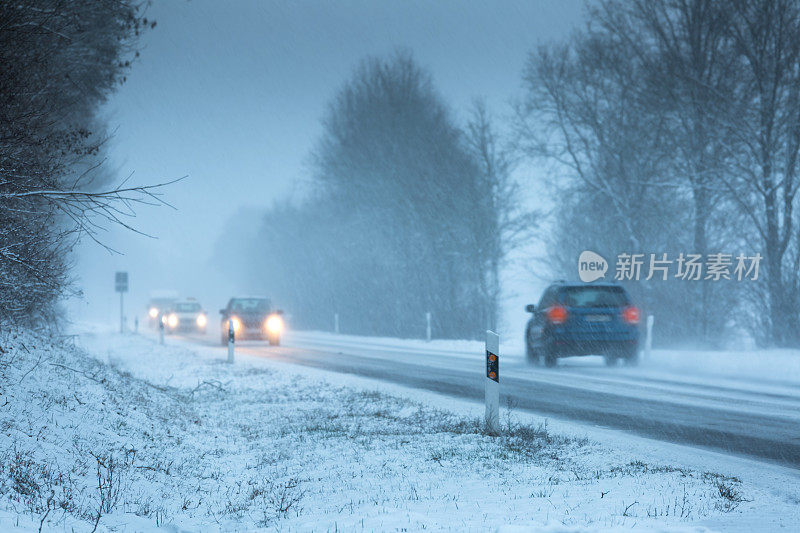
[0,326,785,531]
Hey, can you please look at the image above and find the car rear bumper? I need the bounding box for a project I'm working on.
[548,338,638,357]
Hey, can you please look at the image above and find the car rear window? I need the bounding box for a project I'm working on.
[561,286,628,308]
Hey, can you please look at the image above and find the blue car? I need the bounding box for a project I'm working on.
[525,282,640,367]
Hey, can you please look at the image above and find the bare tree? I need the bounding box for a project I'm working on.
[517,33,673,252]
[228,53,521,339]
[518,0,800,347]
[516,27,724,343]
[0,0,161,324]
[465,100,536,331]
[716,0,800,346]
[592,0,739,341]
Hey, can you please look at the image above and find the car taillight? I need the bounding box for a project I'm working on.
[547,305,568,325]
[622,306,640,324]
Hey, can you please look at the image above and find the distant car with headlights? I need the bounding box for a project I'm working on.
[163,298,208,334]
[219,297,284,346]
[146,290,178,328]
[524,282,640,367]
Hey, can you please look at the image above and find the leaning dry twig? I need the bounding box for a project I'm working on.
[49,362,103,383]
[189,379,226,396]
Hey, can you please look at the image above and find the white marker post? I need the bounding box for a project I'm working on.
[485,330,500,435]
[644,314,654,362]
[334,313,339,335]
[158,316,165,345]
[114,272,128,334]
[227,318,235,364]
[426,312,431,342]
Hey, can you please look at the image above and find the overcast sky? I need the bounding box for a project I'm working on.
[71,0,584,332]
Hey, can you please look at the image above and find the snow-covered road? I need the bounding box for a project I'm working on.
[172,329,800,468]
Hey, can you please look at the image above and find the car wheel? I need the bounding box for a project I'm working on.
[268,336,280,346]
[623,348,639,366]
[220,331,228,346]
[543,344,557,368]
[604,354,618,367]
[525,338,539,366]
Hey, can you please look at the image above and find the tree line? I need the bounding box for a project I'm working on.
[518,0,800,347]
[231,53,530,339]
[230,0,800,347]
[0,1,158,325]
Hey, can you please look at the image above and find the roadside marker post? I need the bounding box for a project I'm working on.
[426,312,432,342]
[134,316,139,334]
[485,330,500,435]
[334,313,339,335]
[227,318,235,364]
[158,316,165,345]
[645,314,654,361]
[115,272,128,334]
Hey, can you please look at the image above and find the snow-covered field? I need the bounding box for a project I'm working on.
[0,325,798,531]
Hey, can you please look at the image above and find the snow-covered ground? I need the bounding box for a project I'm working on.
[0,325,798,531]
